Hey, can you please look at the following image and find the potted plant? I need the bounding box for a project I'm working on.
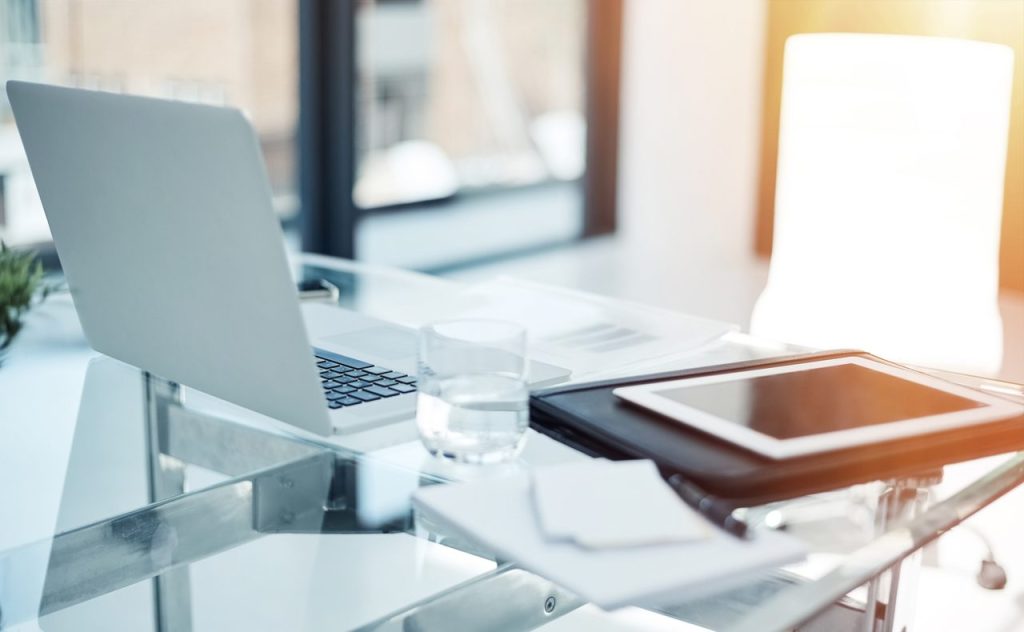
[0,242,52,352]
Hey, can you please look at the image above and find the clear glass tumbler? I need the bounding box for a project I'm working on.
[416,319,529,464]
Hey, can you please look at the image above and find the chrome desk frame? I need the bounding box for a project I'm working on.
[7,372,1023,632]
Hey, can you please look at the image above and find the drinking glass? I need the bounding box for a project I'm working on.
[416,319,529,464]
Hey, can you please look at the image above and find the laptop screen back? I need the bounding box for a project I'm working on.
[7,81,330,434]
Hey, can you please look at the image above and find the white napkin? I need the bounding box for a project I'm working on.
[532,459,712,549]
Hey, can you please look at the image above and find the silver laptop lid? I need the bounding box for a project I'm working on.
[7,81,331,435]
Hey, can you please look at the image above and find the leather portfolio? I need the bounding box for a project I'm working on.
[528,350,1024,505]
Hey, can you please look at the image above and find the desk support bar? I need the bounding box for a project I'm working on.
[353,564,585,632]
[12,444,418,625]
[728,451,1024,632]
[38,477,258,620]
[163,404,327,477]
[5,453,330,623]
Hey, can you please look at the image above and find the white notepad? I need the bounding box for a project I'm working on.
[414,473,806,610]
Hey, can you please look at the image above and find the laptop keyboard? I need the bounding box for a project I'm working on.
[314,348,417,409]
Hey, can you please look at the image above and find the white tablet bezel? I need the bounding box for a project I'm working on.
[612,357,1023,459]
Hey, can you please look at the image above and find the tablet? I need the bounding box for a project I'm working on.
[613,356,1023,459]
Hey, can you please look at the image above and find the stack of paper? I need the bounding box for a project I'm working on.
[414,460,807,609]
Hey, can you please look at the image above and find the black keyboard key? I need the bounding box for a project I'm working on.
[344,370,367,378]
[320,370,343,379]
[351,390,380,402]
[328,401,344,409]
[376,379,397,387]
[313,348,372,370]
[326,391,347,400]
[317,360,339,369]
[365,366,391,375]
[334,385,356,394]
[321,380,342,389]
[397,376,416,384]
[339,397,362,406]
[336,376,355,384]
[366,385,399,398]
[382,371,405,379]
[361,374,382,383]
[391,383,416,394]
[348,380,371,389]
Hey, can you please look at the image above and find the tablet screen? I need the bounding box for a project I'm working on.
[655,363,985,440]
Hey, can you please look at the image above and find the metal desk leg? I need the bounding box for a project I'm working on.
[862,475,935,632]
[144,374,193,632]
[728,453,1024,632]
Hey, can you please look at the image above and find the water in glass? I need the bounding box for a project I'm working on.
[416,320,528,464]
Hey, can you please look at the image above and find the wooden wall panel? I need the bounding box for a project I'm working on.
[756,0,1024,291]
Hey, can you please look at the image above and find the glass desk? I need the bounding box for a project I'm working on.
[1,254,1022,632]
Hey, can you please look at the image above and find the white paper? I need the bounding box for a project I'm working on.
[396,277,737,379]
[413,474,807,610]
[532,460,712,548]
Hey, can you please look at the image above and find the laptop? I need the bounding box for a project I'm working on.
[6,81,569,436]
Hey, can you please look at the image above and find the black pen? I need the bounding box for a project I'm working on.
[666,473,750,539]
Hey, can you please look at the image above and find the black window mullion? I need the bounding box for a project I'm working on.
[299,0,358,259]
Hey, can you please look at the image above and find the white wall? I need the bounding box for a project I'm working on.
[618,0,768,264]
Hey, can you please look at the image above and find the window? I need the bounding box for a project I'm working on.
[301,0,621,271]
[355,0,586,207]
[1,0,621,268]
[350,0,592,271]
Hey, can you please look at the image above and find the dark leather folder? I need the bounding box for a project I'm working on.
[529,350,1024,506]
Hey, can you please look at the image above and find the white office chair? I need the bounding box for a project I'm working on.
[751,33,1015,375]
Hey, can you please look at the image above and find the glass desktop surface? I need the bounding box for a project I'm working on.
[1,253,1021,632]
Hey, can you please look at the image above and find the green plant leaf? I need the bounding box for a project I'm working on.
[0,241,49,350]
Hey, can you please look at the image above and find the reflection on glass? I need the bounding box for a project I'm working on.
[355,0,586,208]
[0,0,299,246]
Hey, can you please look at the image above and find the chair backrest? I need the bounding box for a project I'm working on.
[751,34,1014,374]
